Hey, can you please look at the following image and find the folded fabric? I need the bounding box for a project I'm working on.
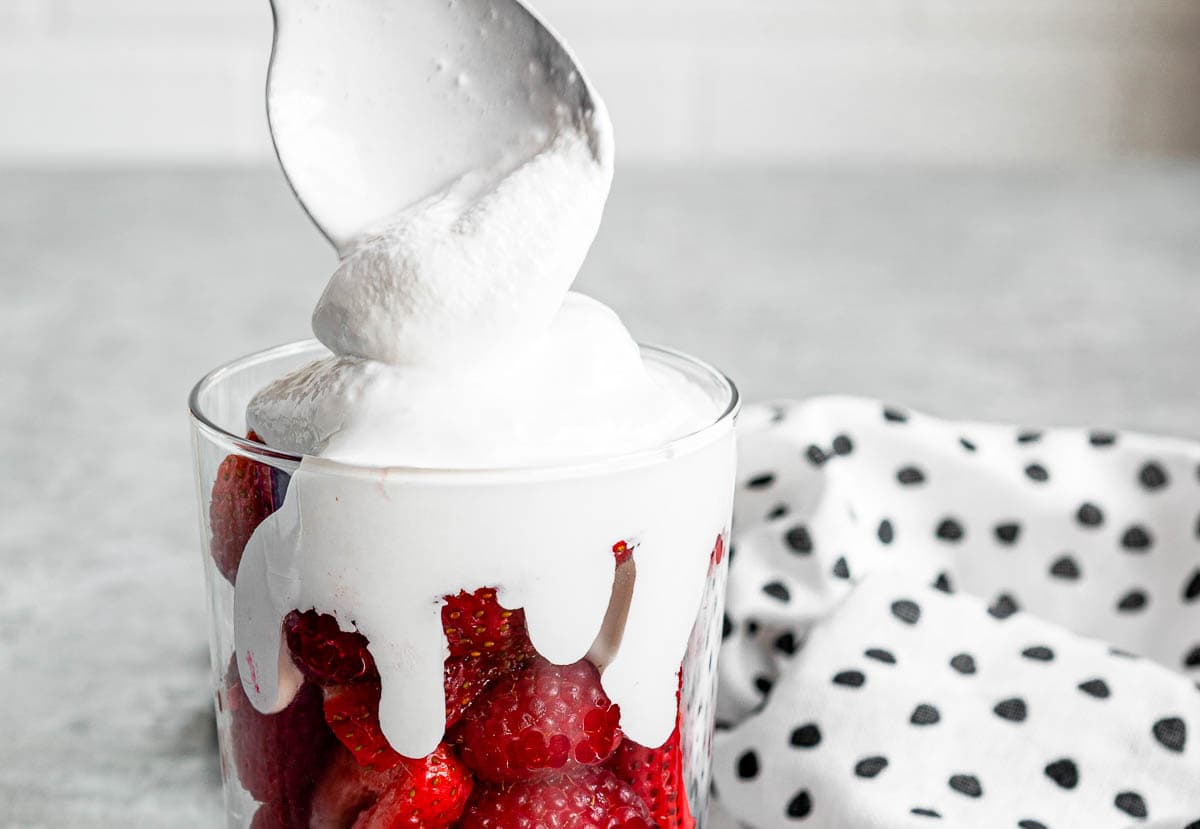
[711,398,1200,828]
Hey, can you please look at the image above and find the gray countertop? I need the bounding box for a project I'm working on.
[2,163,1199,827]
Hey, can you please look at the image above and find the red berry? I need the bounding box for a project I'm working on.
[353,743,473,828]
[224,657,335,825]
[323,682,406,772]
[608,721,694,829]
[453,656,623,783]
[458,767,652,829]
[709,534,725,569]
[209,432,276,584]
[443,656,509,730]
[612,540,633,566]
[310,743,472,829]
[285,610,379,686]
[441,588,533,666]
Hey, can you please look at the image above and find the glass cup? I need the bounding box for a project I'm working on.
[189,340,738,828]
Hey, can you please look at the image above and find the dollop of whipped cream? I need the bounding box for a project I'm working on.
[250,110,711,467]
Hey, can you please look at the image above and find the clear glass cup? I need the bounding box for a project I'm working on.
[189,340,738,828]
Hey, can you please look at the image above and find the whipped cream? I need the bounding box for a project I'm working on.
[236,0,737,758]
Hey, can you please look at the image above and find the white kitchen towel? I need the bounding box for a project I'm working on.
[711,398,1200,829]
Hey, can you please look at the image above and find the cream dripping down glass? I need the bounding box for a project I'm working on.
[189,1,738,826]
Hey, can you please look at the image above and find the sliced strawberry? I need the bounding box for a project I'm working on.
[310,742,472,829]
[352,743,473,828]
[459,767,652,829]
[453,656,623,783]
[323,682,405,772]
[285,610,379,686]
[608,701,694,828]
[709,534,725,569]
[210,431,276,584]
[224,657,335,826]
[441,588,533,667]
[443,656,510,730]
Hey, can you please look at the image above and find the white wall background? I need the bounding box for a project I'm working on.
[1,0,1199,165]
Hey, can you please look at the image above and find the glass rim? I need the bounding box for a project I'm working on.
[189,339,740,477]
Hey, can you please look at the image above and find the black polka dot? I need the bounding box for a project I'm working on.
[910,808,941,819]
[877,519,895,545]
[1117,590,1149,613]
[774,631,798,656]
[746,473,776,490]
[989,593,1020,619]
[891,599,921,625]
[1185,570,1200,602]
[994,523,1022,544]
[754,675,774,696]
[722,614,733,640]
[790,723,821,748]
[1049,555,1081,580]
[855,756,888,778]
[805,445,828,466]
[1121,525,1153,552]
[1078,679,1111,699]
[1076,502,1104,527]
[865,648,896,665]
[1089,431,1117,447]
[832,670,866,688]
[736,750,760,779]
[786,790,812,818]
[832,434,854,456]
[994,698,1028,722]
[745,619,760,636]
[1022,646,1055,662]
[933,572,954,594]
[1024,463,1050,483]
[911,704,941,725]
[1044,759,1078,789]
[1184,822,1200,829]
[949,775,983,798]
[766,504,789,521]
[1114,792,1147,819]
[1139,461,1169,490]
[1152,717,1187,752]
[785,525,814,554]
[936,518,965,542]
[763,581,791,602]
[714,720,732,732]
[832,557,850,580]
[1018,821,1048,829]
[960,437,977,452]
[1110,646,1138,659]
[1017,430,1043,444]
[883,407,909,423]
[897,466,926,485]
[950,653,977,675]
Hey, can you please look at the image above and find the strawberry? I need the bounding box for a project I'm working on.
[224,657,335,826]
[453,656,623,783]
[352,743,473,828]
[443,656,509,730]
[210,431,276,584]
[709,534,725,569]
[612,540,634,566]
[458,767,652,829]
[608,720,694,829]
[441,588,533,667]
[323,682,405,772]
[310,743,472,829]
[285,610,379,686]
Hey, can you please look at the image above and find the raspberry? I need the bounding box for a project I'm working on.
[443,655,509,730]
[285,610,378,686]
[224,657,335,825]
[442,588,533,666]
[453,656,623,783]
[459,767,652,829]
[209,432,276,584]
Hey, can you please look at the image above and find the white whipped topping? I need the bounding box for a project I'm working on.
[236,0,737,759]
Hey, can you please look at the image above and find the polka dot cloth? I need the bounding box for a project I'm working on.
[712,398,1200,828]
